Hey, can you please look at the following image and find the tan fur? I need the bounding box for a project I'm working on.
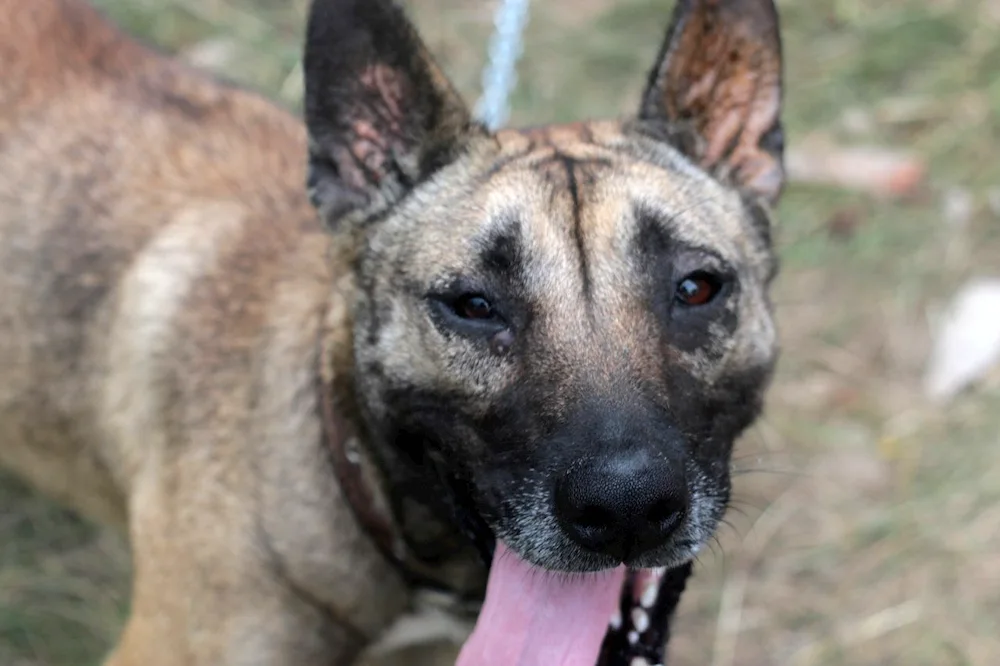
[0,0,783,663]
[0,1,410,663]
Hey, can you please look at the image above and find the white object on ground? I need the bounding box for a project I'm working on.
[924,277,1000,401]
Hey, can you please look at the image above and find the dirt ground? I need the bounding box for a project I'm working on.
[2,0,999,664]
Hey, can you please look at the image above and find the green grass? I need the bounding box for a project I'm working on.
[3,0,1000,664]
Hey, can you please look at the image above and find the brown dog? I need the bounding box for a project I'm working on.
[0,0,785,664]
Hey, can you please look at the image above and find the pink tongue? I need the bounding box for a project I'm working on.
[456,543,624,666]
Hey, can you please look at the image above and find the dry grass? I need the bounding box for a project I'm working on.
[2,0,1000,664]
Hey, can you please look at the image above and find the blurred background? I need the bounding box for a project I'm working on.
[2,0,999,664]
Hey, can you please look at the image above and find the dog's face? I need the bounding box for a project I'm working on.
[304,0,784,573]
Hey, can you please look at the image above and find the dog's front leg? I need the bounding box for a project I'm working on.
[102,464,374,666]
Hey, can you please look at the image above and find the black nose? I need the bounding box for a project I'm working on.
[555,449,689,562]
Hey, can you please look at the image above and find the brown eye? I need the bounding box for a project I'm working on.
[675,273,721,306]
[455,295,495,320]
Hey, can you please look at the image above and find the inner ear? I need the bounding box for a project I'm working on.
[637,0,785,205]
[304,0,481,226]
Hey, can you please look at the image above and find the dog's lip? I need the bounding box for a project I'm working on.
[493,522,700,574]
[626,539,701,570]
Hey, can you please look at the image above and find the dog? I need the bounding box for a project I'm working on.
[0,0,785,663]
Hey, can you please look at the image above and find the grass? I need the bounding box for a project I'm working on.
[2,0,1000,664]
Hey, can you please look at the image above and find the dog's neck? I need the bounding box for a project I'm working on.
[316,271,488,603]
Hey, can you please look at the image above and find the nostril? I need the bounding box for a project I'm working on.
[555,476,623,555]
[647,497,686,529]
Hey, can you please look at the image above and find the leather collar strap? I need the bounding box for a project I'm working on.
[316,334,478,597]
[317,353,426,582]
[316,360,411,573]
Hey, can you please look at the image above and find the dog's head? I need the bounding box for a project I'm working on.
[304,0,783,575]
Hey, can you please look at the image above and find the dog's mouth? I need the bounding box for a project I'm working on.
[438,464,702,665]
[456,541,688,666]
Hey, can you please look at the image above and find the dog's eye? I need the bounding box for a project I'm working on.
[675,272,722,307]
[427,290,508,339]
[453,294,496,320]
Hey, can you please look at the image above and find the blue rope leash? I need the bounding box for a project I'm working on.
[474,0,531,130]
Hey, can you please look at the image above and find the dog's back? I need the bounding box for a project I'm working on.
[0,0,320,523]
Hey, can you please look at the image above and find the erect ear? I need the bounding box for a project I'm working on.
[303,0,478,227]
[638,0,785,205]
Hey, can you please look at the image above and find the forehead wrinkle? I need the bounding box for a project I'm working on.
[492,169,579,302]
[489,125,625,178]
[536,177,652,387]
[486,168,606,373]
[498,158,607,294]
[575,180,637,320]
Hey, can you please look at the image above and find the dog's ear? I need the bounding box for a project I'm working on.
[638,0,785,205]
[303,0,478,227]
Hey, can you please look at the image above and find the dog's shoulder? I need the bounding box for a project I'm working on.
[0,0,331,492]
